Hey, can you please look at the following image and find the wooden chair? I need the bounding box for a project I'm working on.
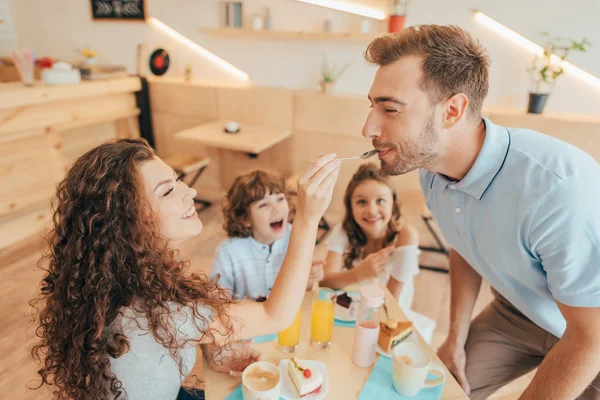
[285,172,331,244]
[418,205,450,273]
[163,155,212,212]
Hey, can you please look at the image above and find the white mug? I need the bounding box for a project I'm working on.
[392,342,446,397]
[241,361,281,400]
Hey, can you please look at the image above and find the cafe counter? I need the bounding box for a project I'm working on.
[0,77,142,250]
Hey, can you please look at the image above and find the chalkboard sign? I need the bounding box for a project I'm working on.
[91,0,147,21]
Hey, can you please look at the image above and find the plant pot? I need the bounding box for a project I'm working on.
[320,81,334,94]
[527,93,549,114]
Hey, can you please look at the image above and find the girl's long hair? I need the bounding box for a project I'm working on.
[342,163,402,270]
[30,138,232,399]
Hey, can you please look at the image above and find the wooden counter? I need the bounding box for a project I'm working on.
[0,77,141,250]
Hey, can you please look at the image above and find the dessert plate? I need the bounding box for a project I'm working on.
[334,291,360,322]
[278,359,329,400]
[376,332,418,358]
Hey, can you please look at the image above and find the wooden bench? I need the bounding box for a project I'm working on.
[162,155,212,212]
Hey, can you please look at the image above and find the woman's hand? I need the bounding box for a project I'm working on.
[203,340,262,377]
[354,246,394,281]
[295,154,341,225]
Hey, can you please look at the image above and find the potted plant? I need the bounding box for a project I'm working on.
[527,32,591,114]
[81,47,98,66]
[320,54,351,94]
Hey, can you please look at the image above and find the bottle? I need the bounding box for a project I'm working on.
[252,13,263,30]
[351,283,384,367]
[388,0,407,33]
[264,7,271,31]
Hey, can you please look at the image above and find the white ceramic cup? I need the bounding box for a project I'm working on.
[241,361,281,400]
[392,342,446,397]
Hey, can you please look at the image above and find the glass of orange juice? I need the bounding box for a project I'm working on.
[278,307,302,353]
[310,287,336,349]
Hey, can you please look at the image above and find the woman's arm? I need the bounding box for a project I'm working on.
[205,154,341,344]
[320,251,361,289]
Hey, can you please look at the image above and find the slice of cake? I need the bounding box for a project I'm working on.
[335,292,358,320]
[377,319,413,353]
[288,358,323,397]
[336,292,353,308]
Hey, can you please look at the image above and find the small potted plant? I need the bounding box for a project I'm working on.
[184,64,193,81]
[81,47,98,66]
[527,33,591,114]
[320,54,351,94]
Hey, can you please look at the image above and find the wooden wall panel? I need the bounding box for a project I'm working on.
[293,91,370,136]
[149,81,218,119]
[217,86,294,129]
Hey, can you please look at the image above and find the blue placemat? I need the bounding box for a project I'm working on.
[224,384,284,400]
[358,356,444,400]
[252,333,278,344]
[224,385,243,400]
[334,319,355,328]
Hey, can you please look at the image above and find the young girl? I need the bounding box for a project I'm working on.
[30,139,340,400]
[321,163,435,342]
[211,170,323,301]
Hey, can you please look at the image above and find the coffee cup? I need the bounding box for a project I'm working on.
[392,342,446,397]
[241,361,281,400]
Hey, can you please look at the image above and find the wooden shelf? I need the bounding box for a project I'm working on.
[199,27,379,42]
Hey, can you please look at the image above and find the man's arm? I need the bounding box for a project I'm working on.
[520,303,600,400]
[437,250,482,394]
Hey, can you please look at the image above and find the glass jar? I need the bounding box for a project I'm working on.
[351,283,384,367]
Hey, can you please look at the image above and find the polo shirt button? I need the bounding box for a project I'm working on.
[449,185,456,190]
[455,207,461,213]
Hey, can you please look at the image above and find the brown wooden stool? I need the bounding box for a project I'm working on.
[163,155,212,212]
[419,205,449,273]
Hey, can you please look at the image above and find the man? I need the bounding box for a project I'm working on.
[361,25,600,400]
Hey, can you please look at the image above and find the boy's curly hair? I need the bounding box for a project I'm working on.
[222,170,289,238]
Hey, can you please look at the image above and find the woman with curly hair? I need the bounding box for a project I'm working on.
[30,138,340,400]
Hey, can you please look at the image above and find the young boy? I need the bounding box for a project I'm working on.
[210,170,324,301]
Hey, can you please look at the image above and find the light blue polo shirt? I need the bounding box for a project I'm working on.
[210,223,291,300]
[420,117,600,338]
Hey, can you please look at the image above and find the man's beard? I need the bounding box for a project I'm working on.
[377,111,439,176]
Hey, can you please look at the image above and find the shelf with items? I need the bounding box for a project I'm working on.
[199,27,381,42]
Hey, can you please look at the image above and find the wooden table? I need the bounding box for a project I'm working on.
[176,119,291,156]
[204,288,468,399]
[176,119,293,187]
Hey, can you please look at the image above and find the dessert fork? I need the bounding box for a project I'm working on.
[307,149,379,163]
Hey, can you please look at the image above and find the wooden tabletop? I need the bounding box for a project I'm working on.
[204,288,468,399]
[176,119,292,155]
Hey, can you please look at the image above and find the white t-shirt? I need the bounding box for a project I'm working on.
[107,302,214,400]
[326,224,420,311]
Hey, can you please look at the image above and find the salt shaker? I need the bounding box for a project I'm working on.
[351,283,384,367]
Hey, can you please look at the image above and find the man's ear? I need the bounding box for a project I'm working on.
[442,93,469,129]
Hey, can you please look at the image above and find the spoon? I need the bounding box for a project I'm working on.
[307,149,379,163]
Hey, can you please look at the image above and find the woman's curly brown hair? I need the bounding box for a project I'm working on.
[342,163,402,270]
[29,138,233,400]
[222,170,289,238]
